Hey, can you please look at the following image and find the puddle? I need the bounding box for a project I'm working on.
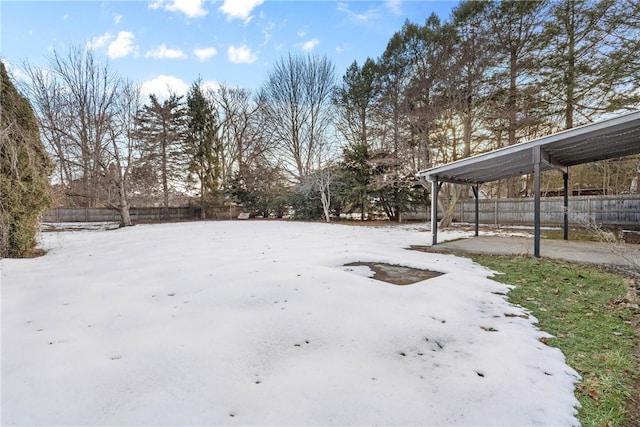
[344,262,443,285]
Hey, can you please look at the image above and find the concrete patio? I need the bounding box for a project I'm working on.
[423,235,640,270]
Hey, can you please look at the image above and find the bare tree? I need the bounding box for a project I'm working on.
[103,81,141,226]
[24,47,121,207]
[23,64,74,192]
[214,85,271,181]
[316,169,333,222]
[23,46,140,226]
[258,53,336,182]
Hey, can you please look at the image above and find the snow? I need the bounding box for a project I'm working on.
[40,222,121,232]
[1,221,580,426]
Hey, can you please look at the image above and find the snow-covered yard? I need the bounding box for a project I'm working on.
[1,221,579,426]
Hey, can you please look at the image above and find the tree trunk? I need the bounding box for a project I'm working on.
[118,179,132,227]
[161,130,170,220]
[200,176,206,219]
[439,185,461,228]
[506,49,520,199]
[320,189,331,222]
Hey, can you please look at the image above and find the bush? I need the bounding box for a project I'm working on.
[0,61,53,257]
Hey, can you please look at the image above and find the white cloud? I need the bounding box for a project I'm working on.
[107,31,137,59]
[86,32,112,50]
[63,13,68,20]
[167,0,207,18]
[149,0,207,18]
[148,0,162,10]
[227,45,257,64]
[219,0,264,22]
[194,47,218,62]
[140,74,220,102]
[201,80,220,94]
[336,2,379,23]
[386,0,403,15]
[261,21,275,46]
[302,38,320,52]
[297,28,307,38]
[140,74,190,101]
[113,14,122,24]
[145,44,188,59]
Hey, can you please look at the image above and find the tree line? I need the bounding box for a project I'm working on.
[19,0,640,227]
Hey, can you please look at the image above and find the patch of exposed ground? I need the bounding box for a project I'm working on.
[344,261,443,285]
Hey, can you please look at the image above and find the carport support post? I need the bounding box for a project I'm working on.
[563,171,569,241]
[431,179,440,246]
[472,184,479,237]
[533,147,541,258]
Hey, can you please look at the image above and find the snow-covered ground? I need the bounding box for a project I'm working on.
[1,221,580,426]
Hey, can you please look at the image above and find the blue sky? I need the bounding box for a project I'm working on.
[2,0,456,98]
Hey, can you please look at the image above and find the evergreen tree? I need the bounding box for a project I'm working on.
[340,142,373,220]
[225,162,289,218]
[541,0,617,128]
[334,59,380,220]
[133,93,187,219]
[334,59,380,148]
[0,61,53,257]
[481,0,548,197]
[600,0,640,111]
[185,79,220,218]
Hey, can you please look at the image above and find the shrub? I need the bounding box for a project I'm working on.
[0,61,53,257]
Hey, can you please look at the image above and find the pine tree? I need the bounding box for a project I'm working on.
[334,59,380,220]
[185,80,220,218]
[541,0,617,128]
[341,142,373,220]
[133,93,187,219]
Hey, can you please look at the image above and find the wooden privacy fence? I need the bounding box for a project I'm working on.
[454,194,640,227]
[43,195,640,227]
[43,206,244,223]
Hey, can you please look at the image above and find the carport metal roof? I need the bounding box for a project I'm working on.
[418,110,640,185]
[418,110,640,257]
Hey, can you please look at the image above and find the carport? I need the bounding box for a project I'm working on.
[418,110,640,258]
